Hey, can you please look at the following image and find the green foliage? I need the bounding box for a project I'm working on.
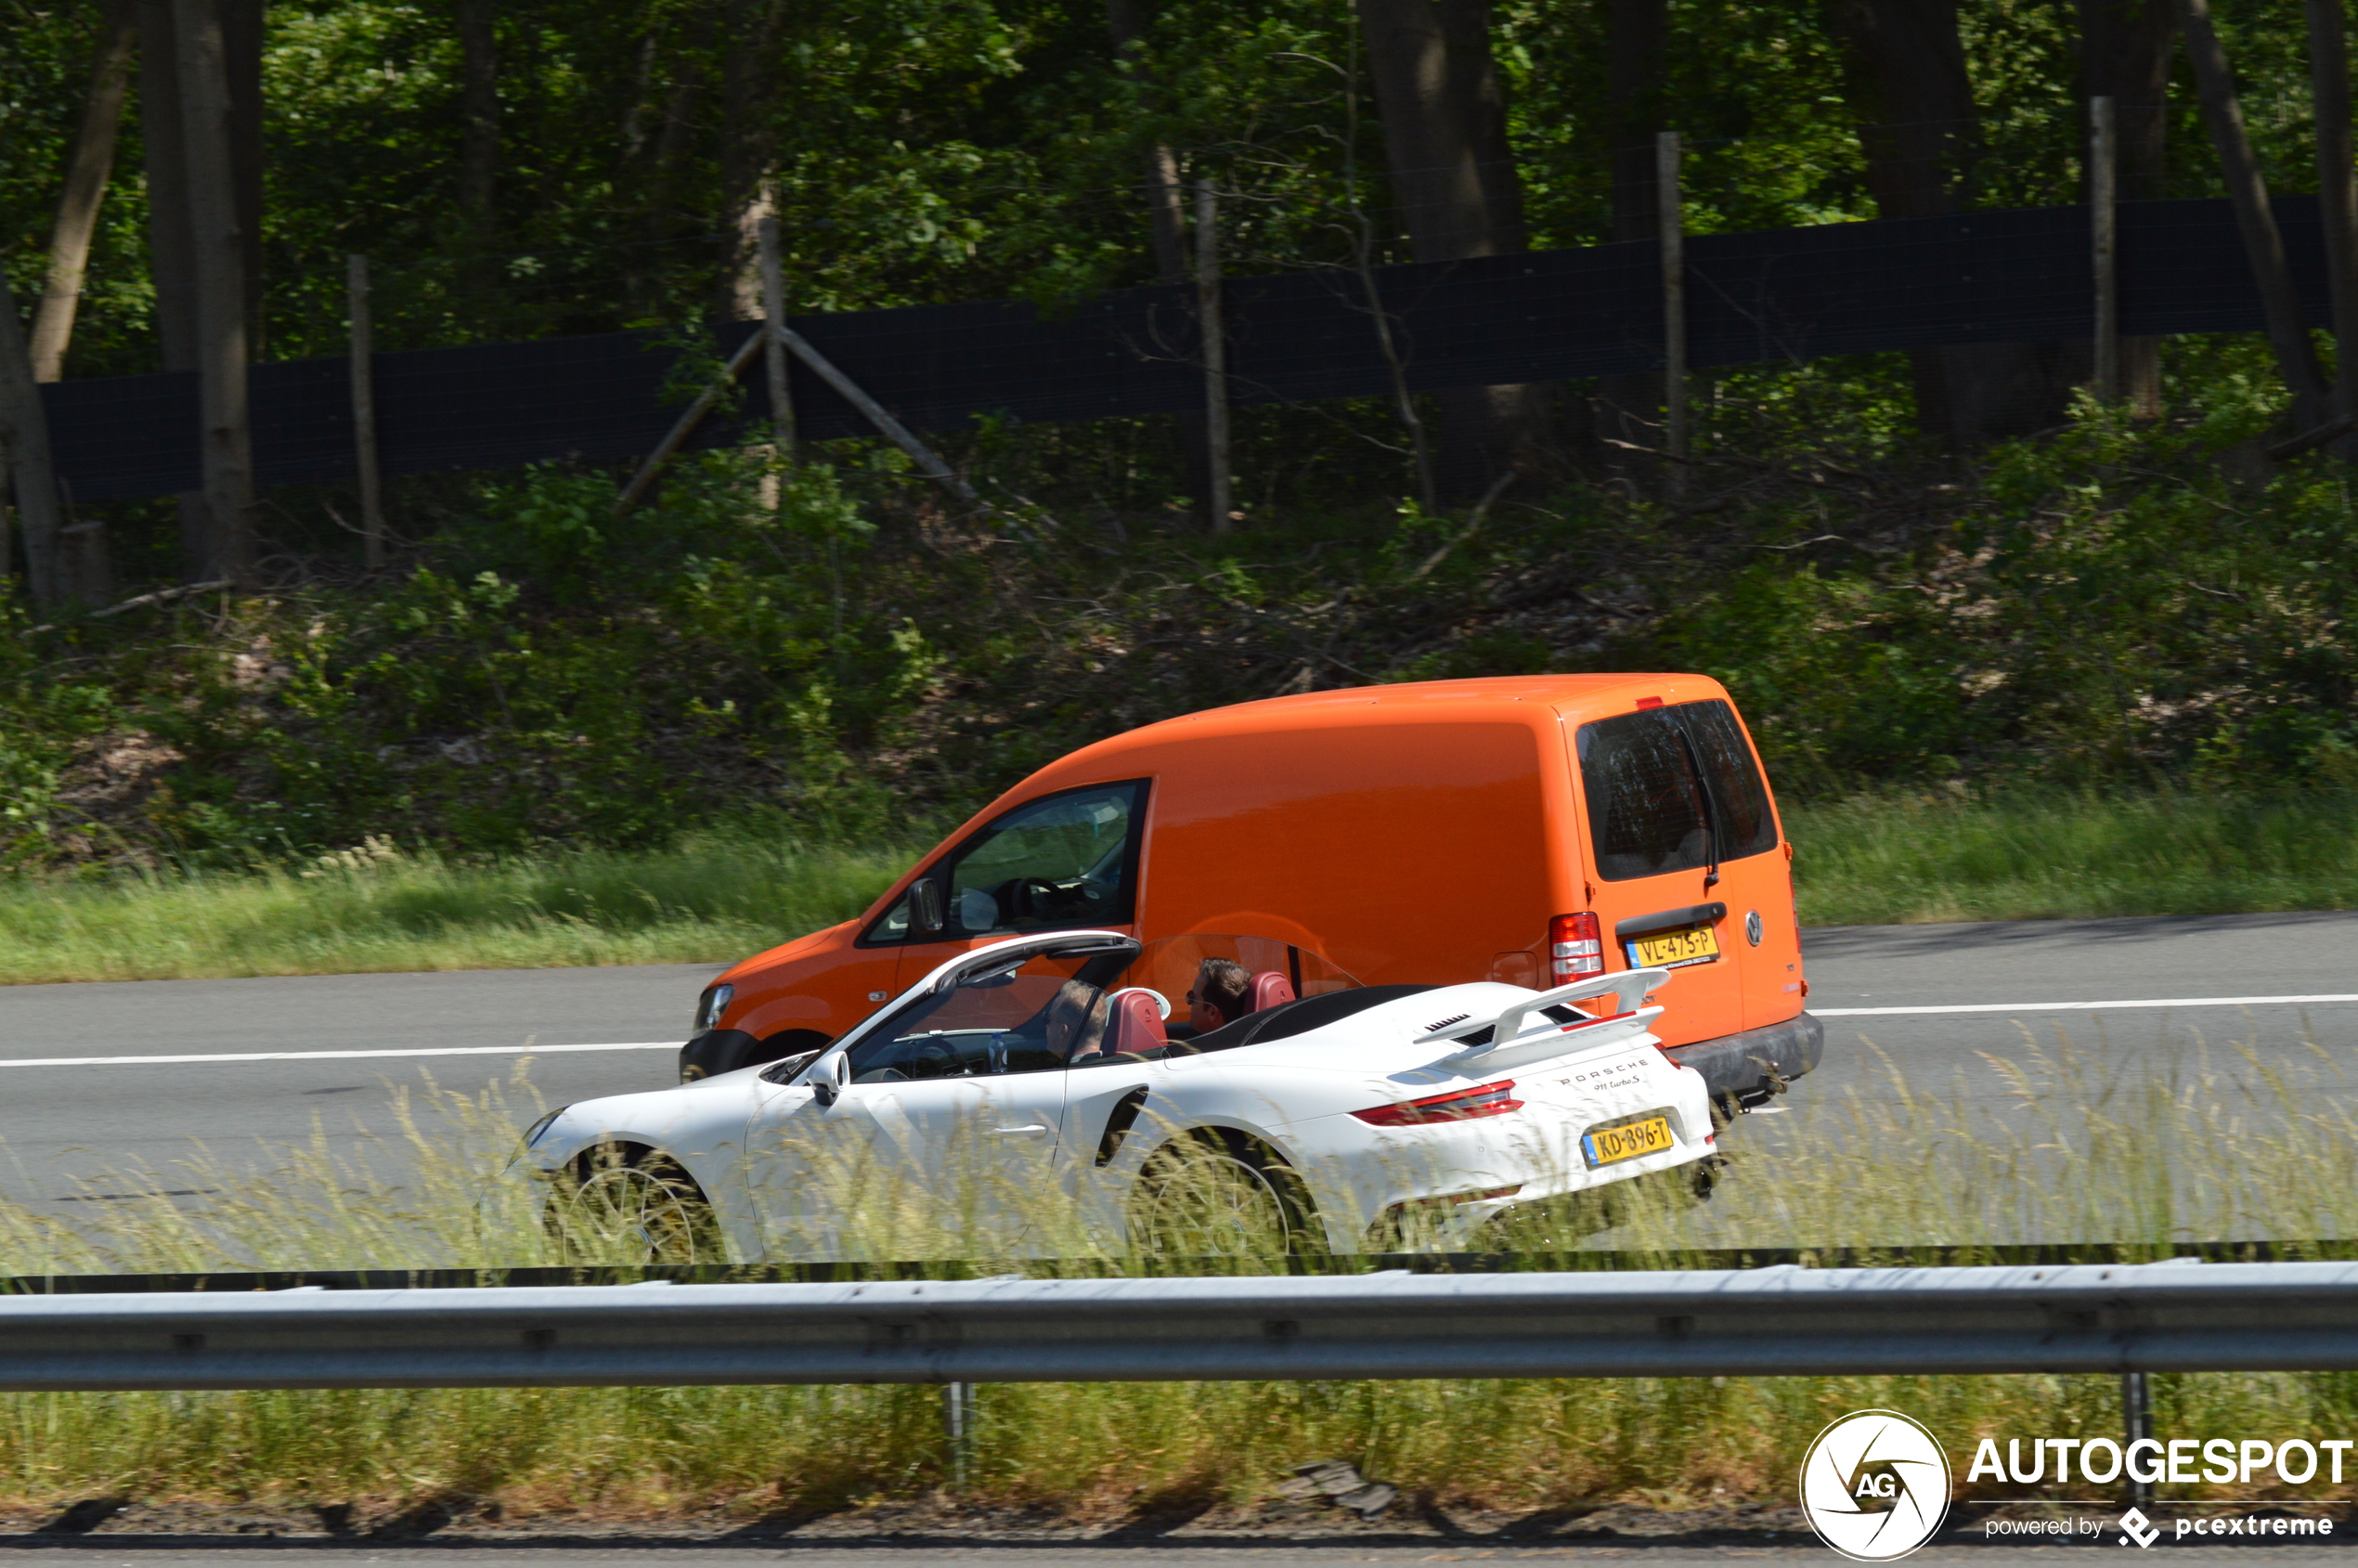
[1629,393,2358,794]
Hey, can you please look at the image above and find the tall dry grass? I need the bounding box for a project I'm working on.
[2,1020,2355,1517]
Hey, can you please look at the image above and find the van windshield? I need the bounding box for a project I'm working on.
[1576,700,1778,881]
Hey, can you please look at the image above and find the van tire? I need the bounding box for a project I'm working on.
[1127,1129,1328,1259]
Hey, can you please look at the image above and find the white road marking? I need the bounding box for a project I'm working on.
[1817,993,2358,1017]
[0,1041,679,1069]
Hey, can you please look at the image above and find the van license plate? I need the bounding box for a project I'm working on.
[1626,922,1720,969]
[1582,1115,1676,1168]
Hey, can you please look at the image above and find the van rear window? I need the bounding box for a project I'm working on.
[1576,700,1778,882]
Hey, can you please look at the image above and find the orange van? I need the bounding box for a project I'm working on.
[681,673,1822,1109]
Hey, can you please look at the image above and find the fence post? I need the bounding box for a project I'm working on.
[2091,97,2119,406]
[1196,179,1233,533]
[1657,131,1688,503]
[757,213,796,476]
[347,253,384,569]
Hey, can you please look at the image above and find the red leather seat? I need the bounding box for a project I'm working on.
[1104,989,1169,1055]
[1250,972,1296,1012]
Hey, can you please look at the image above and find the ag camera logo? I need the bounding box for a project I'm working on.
[1800,1409,1952,1561]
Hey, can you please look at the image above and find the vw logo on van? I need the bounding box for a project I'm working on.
[1744,910,1764,946]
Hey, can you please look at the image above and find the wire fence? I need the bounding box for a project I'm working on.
[38,193,2333,504]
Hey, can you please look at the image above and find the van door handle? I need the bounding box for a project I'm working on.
[989,1124,1051,1137]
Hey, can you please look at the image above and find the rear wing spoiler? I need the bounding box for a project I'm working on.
[1414,968,1674,1070]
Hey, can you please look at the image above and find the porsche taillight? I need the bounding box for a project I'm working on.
[1550,912,1604,979]
[1352,1080,1522,1127]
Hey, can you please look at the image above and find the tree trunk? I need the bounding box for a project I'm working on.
[718,0,784,319]
[30,0,137,382]
[137,0,214,571]
[1595,0,1667,473]
[0,268,66,604]
[1828,0,2079,443]
[1357,0,1543,500]
[457,0,499,253]
[2176,0,2330,428]
[172,0,255,585]
[643,10,712,255]
[2078,0,2175,415]
[1108,0,1216,524]
[223,0,264,349]
[2306,0,2358,453]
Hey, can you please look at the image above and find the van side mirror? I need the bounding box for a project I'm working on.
[808,1051,845,1107]
[910,876,945,936]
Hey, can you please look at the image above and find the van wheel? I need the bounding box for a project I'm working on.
[547,1144,723,1264]
[1127,1130,1327,1259]
[680,1028,830,1082]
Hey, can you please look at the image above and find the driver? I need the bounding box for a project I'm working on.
[1043,978,1109,1060]
[1187,958,1252,1034]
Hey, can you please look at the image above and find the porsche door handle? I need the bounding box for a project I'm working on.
[989,1124,1052,1137]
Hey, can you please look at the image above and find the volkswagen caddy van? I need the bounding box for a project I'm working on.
[680,673,1822,1109]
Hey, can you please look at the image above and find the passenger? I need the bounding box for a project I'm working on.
[1187,958,1252,1035]
[1043,978,1109,1060]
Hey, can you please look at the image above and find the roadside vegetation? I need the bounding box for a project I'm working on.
[0,339,2352,978]
[1,1029,2351,1515]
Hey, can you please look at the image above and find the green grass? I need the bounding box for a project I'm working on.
[2,789,2354,988]
[0,828,913,984]
[1790,789,2358,926]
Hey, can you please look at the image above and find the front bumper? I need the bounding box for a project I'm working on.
[1661,1011,1824,1109]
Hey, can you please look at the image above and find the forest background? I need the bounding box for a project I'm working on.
[2,0,2356,908]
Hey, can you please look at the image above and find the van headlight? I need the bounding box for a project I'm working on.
[694,983,734,1032]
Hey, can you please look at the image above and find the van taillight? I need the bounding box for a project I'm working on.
[1550,912,1604,979]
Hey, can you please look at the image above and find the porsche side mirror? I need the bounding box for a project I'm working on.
[809,1051,846,1107]
[910,876,945,936]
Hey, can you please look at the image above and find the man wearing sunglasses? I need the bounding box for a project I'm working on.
[1185,957,1252,1036]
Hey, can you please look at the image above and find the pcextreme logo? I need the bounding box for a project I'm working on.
[1799,1409,1953,1562]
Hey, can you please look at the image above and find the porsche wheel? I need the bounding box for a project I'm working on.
[547,1146,723,1264]
[1128,1131,1327,1259]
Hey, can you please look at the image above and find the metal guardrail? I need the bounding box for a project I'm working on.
[3,1259,2356,1392]
[6,1238,2345,1297]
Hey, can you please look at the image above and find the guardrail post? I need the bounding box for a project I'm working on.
[943,1380,976,1493]
[2121,1370,2153,1510]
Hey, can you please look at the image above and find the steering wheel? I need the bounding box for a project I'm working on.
[908,1041,957,1079]
[1009,878,1061,918]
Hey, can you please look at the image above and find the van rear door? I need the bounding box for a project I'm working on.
[1569,699,1784,1049]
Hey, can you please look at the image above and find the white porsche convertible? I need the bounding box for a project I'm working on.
[514,931,1719,1261]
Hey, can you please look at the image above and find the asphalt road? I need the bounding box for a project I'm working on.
[0,964,724,1208]
[0,910,2352,1211]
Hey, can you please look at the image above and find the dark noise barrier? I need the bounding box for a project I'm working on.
[41,196,2331,504]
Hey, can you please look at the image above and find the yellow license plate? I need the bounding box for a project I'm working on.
[1626,922,1720,969]
[1582,1115,1676,1169]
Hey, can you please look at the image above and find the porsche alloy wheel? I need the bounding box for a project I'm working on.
[1128,1132,1326,1259]
[548,1147,722,1264]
